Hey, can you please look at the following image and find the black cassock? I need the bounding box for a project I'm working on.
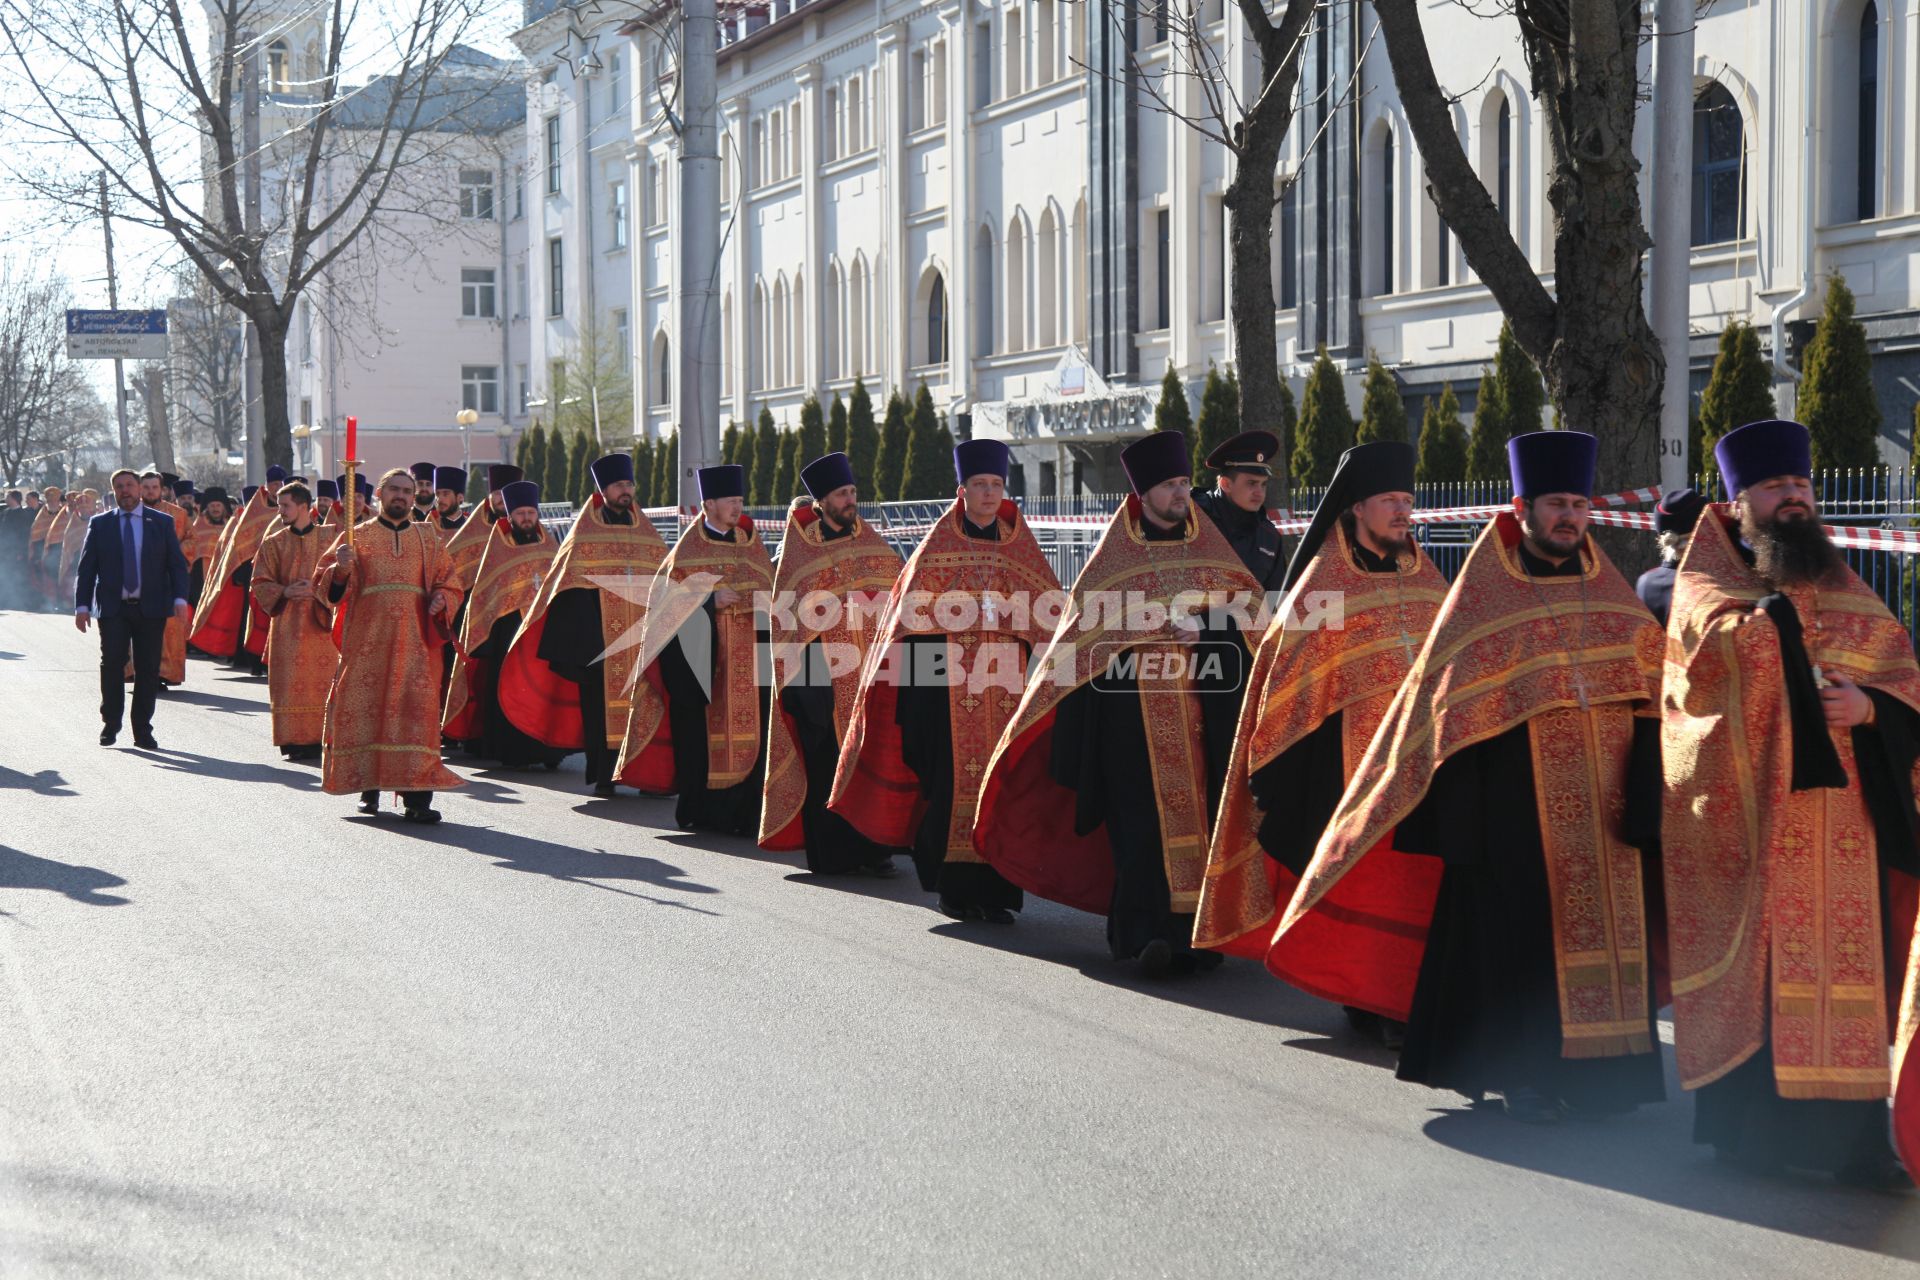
[1690,587,1920,1173]
[464,529,565,770]
[658,523,767,836]
[893,515,1024,913]
[778,518,903,874]
[1048,519,1247,965]
[536,509,634,787]
[1390,546,1666,1112]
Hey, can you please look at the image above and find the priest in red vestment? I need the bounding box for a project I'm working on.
[1277,431,1665,1124]
[973,430,1260,973]
[1195,441,1447,1046]
[1664,418,1920,1189]
[315,468,464,823]
[829,439,1060,921]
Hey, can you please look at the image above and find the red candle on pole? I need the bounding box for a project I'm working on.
[345,414,357,459]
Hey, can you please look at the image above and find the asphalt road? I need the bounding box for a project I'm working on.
[2,607,1918,1278]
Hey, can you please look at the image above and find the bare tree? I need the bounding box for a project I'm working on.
[0,0,499,472]
[1369,0,1658,493]
[165,269,245,458]
[0,261,111,486]
[1092,0,1319,507]
[550,315,636,448]
[128,361,174,470]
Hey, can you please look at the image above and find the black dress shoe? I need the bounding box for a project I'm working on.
[981,906,1017,925]
[1836,1156,1913,1192]
[402,806,443,825]
[1501,1087,1562,1125]
[99,729,118,746]
[938,897,986,922]
[859,856,898,878]
[593,780,616,799]
[1136,938,1174,978]
[133,733,158,751]
[358,791,381,816]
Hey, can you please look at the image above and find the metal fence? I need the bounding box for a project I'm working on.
[580,468,1920,635]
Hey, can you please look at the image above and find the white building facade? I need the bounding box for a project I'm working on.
[510,0,1920,494]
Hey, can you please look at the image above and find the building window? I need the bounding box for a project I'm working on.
[517,364,530,414]
[1372,127,1395,297]
[547,238,564,316]
[268,40,290,93]
[611,180,629,248]
[1201,199,1225,323]
[1690,83,1745,245]
[1036,0,1055,86]
[822,90,839,163]
[769,110,786,182]
[461,365,500,415]
[909,50,926,131]
[1153,208,1171,330]
[653,332,671,405]
[607,49,624,122]
[975,227,995,354]
[1151,0,1169,44]
[614,309,630,364]
[514,260,528,318]
[924,270,948,364]
[513,165,526,219]
[1857,2,1878,220]
[973,22,992,110]
[460,267,497,318]
[545,116,562,194]
[648,161,667,227]
[847,77,865,152]
[1496,99,1512,228]
[1003,11,1024,98]
[459,169,495,220]
[1005,221,1027,351]
[927,40,947,127]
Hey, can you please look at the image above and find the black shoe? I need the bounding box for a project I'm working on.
[592,780,616,799]
[939,897,986,922]
[982,906,1017,925]
[1836,1156,1913,1192]
[133,732,158,751]
[1500,1087,1562,1125]
[1191,949,1225,973]
[402,806,443,825]
[99,728,118,746]
[358,791,380,816]
[1136,938,1174,978]
[859,856,898,879]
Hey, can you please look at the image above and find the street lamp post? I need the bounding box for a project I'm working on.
[456,407,478,482]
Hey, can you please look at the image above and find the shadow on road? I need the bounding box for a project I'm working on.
[132,749,320,791]
[1421,1078,1920,1260]
[0,845,130,906]
[384,822,723,914]
[0,766,75,796]
[164,688,267,716]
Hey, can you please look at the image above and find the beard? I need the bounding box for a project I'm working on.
[1745,507,1843,587]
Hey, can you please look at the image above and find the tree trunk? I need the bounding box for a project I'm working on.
[1226,154,1287,512]
[1370,0,1660,496]
[141,370,176,472]
[254,307,295,472]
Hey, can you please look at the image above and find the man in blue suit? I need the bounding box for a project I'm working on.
[75,468,193,749]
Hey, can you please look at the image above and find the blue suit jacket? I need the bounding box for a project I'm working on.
[75,506,192,620]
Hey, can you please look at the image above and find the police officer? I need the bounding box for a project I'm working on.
[1191,430,1286,593]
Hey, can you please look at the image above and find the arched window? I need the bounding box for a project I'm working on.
[928,273,947,363]
[850,257,868,375]
[975,226,996,355]
[1857,2,1878,220]
[750,281,767,391]
[1690,83,1745,245]
[769,112,786,183]
[772,277,789,387]
[825,263,843,378]
[1381,131,1395,295]
[790,275,805,386]
[1496,98,1512,228]
[1036,207,1059,346]
[268,40,290,93]
[1006,217,1029,351]
[653,333,672,406]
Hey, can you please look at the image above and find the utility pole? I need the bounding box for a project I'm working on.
[1648,0,1695,493]
[242,27,266,487]
[675,0,722,511]
[99,172,131,469]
